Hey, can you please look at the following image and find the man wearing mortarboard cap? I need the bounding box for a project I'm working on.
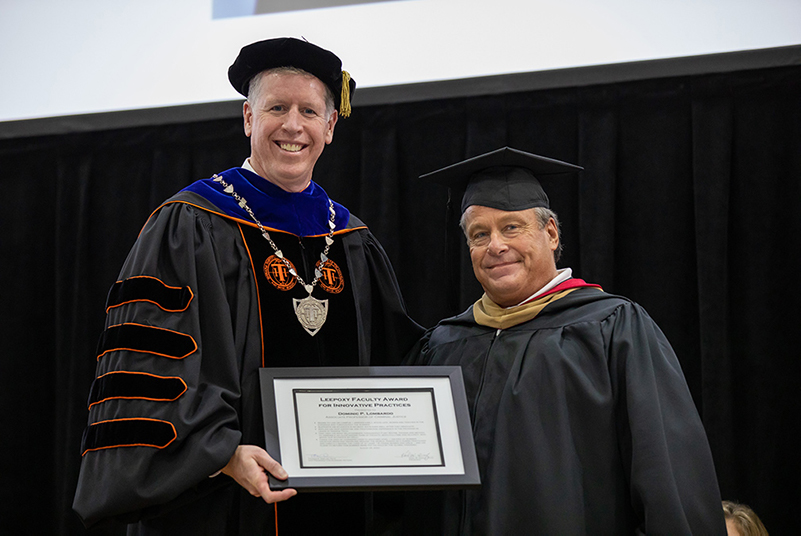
[403,147,727,534]
[73,37,422,534]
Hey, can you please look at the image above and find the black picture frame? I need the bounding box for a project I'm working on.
[259,366,480,492]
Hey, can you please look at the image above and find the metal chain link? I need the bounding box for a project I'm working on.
[213,174,336,293]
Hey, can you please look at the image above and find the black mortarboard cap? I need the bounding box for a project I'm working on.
[421,147,583,213]
[228,37,356,117]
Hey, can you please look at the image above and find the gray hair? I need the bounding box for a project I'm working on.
[534,207,563,263]
[247,66,336,119]
[460,206,563,263]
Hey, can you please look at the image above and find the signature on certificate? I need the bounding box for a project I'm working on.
[399,450,435,462]
[307,453,340,462]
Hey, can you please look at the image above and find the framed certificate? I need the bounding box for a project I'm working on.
[259,366,480,491]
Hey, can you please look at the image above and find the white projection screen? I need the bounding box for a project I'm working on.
[1,0,800,126]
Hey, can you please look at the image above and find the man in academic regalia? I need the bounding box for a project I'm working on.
[72,37,422,535]
[404,147,727,535]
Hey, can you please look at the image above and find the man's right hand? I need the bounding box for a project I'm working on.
[221,445,298,504]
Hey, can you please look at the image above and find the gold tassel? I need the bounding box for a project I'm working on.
[340,70,352,118]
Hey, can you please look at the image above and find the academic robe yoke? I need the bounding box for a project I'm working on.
[73,169,422,534]
[406,287,726,535]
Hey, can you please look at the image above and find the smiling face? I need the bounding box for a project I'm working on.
[243,71,338,192]
[463,205,560,307]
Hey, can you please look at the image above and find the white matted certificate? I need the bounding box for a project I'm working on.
[259,366,480,491]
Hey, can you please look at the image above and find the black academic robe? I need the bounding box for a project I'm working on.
[404,287,726,535]
[73,177,422,534]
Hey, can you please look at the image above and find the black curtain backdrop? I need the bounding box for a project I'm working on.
[1,64,799,534]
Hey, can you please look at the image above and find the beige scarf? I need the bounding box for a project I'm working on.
[473,288,581,329]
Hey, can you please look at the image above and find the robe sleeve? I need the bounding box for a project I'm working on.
[401,328,434,366]
[608,302,727,535]
[345,228,425,366]
[73,201,257,527]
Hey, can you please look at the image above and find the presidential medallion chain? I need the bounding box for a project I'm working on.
[213,174,335,336]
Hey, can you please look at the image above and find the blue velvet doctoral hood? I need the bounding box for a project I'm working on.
[182,167,350,237]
